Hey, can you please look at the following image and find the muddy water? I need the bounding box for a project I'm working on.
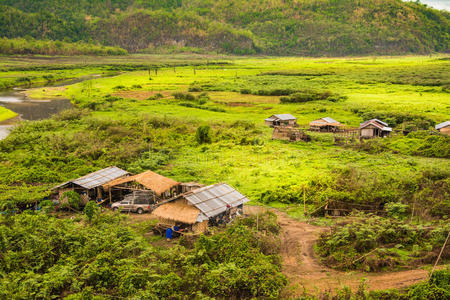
[0,90,73,139]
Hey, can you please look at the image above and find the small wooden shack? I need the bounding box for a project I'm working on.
[435,121,450,135]
[152,183,250,234]
[359,119,392,139]
[51,166,130,205]
[272,126,310,142]
[309,117,343,132]
[265,114,297,127]
[103,170,180,204]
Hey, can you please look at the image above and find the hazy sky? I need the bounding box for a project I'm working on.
[414,0,450,10]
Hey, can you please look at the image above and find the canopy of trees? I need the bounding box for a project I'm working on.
[0,0,449,54]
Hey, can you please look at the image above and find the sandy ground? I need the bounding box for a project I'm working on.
[244,206,435,297]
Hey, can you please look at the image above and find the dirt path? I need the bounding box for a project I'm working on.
[245,206,433,296]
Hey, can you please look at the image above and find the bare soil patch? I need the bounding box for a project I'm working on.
[112,90,172,100]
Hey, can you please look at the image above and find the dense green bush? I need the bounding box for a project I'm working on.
[280,90,347,103]
[0,37,127,56]
[352,130,450,158]
[83,201,100,222]
[61,191,82,210]
[196,125,212,144]
[316,215,450,271]
[0,212,286,298]
[260,167,449,218]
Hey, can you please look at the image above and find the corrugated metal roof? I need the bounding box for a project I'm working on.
[274,114,296,120]
[436,121,450,130]
[360,119,389,128]
[184,183,250,218]
[53,166,129,190]
[360,119,391,131]
[322,117,338,123]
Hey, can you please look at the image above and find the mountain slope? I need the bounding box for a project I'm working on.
[0,0,448,56]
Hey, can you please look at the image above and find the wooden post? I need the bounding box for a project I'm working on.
[410,196,416,222]
[303,186,306,215]
[256,211,259,231]
[109,188,112,204]
[429,231,450,280]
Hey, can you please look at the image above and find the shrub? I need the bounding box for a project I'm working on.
[172,92,196,101]
[385,202,409,219]
[196,125,212,144]
[280,90,346,103]
[61,191,82,210]
[39,200,55,214]
[317,215,450,271]
[83,201,100,222]
[188,86,202,92]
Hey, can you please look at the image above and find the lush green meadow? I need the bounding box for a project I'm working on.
[1,55,448,217]
[0,54,449,298]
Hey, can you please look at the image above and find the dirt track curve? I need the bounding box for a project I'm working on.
[245,206,433,296]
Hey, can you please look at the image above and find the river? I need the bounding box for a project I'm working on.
[0,74,107,140]
[0,90,73,139]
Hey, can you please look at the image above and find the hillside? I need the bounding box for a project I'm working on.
[0,0,449,55]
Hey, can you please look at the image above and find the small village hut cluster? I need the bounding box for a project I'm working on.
[152,183,250,233]
[52,168,251,234]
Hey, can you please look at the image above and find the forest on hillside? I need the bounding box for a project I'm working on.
[0,0,449,56]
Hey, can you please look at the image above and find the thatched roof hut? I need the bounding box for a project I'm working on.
[103,170,180,196]
[152,199,201,224]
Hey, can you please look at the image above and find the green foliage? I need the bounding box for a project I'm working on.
[83,201,100,222]
[408,269,450,299]
[316,215,450,271]
[196,125,212,144]
[351,131,450,158]
[0,0,448,55]
[385,202,409,219]
[61,191,82,210]
[280,90,347,103]
[39,200,55,214]
[0,212,286,299]
[173,92,196,101]
[0,37,127,56]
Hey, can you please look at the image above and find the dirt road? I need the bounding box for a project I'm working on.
[245,206,433,296]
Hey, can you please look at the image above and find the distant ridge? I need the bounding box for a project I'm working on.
[0,0,448,56]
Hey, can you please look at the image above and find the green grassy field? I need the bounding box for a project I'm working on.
[0,55,449,217]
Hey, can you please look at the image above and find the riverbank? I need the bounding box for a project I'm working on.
[0,106,17,122]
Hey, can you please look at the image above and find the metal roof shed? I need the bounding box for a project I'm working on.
[184,183,250,219]
[53,166,129,190]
